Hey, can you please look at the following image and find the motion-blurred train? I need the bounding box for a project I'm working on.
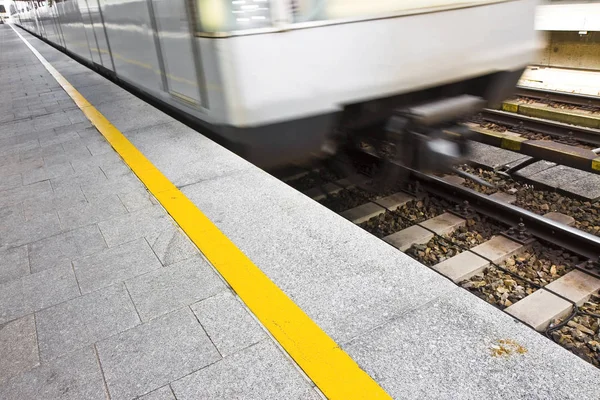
[6,0,541,171]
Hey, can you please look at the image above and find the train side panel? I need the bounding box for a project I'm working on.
[76,0,101,65]
[56,0,94,63]
[214,0,541,128]
[150,0,204,105]
[86,0,114,71]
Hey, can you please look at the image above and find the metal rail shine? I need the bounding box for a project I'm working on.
[514,86,600,109]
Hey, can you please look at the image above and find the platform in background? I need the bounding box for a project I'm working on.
[519,66,600,96]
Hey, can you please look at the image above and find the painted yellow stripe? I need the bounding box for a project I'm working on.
[500,136,523,151]
[12,26,391,400]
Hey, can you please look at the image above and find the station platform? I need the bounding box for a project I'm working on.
[519,66,600,96]
[1,24,600,400]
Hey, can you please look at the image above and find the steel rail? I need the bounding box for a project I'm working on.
[356,148,600,264]
[412,170,600,262]
[479,108,600,146]
[514,86,600,109]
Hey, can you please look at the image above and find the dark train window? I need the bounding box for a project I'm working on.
[0,5,6,13]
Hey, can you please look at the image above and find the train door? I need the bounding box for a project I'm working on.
[149,0,204,106]
[85,0,114,71]
[50,1,66,48]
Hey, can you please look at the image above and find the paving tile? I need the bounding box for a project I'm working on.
[44,150,90,168]
[0,346,107,400]
[344,288,600,399]
[126,256,224,321]
[0,211,62,248]
[0,245,29,285]
[0,263,79,324]
[50,168,107,193]
[57,193,127,231]
[19,142,60,163]
[60,139,93,159]
[191,291,267,357]
[22,186,88,221]
[0,173,22,192]
[0,157,43,178]
[74,238,162,294]
[138,386,176,400]
[69,151,121,175]
[53,121,93,135]
[0,203,22,221]
[118,190,156,212]
[21,161,75,185]
[0,139,39,158]
[86,139,113,156]
[98,205,173,248]
[81,172,147,204]
[97,308,221,400]
[100,161,131,179]
[36,283,140,361]
[77,126,102,140]
[38,130,80,148]
[181,169,455,344]
[171,340,318,400]
[126,121,253,187]
[545,270,600,306]
[146,227,199,266]
[0,154,19,168]
[28,224,107,273]
[21,262,80,313]
[0,181,51,213]
[0,314,40,386]
[505,289,572,331]
[95,100,173,134]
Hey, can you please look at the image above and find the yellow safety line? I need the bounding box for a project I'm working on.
[12,26,391,400]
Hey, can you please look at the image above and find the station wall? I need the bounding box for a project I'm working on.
[536,31,600,71]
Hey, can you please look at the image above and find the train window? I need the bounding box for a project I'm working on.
[194,0,272,34]
[291,0,506,23]
[0,5,5,13]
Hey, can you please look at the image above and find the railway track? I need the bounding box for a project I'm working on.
[274,151,600,369]
[514,86,600,110]
[476,86,600,149]
[477,108,600,148]
[271,87,600,368]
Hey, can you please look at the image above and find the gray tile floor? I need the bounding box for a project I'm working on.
[4,23,600,400]
[0,26,319,399]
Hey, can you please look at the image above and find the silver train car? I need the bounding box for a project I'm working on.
[8,0,541,169]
